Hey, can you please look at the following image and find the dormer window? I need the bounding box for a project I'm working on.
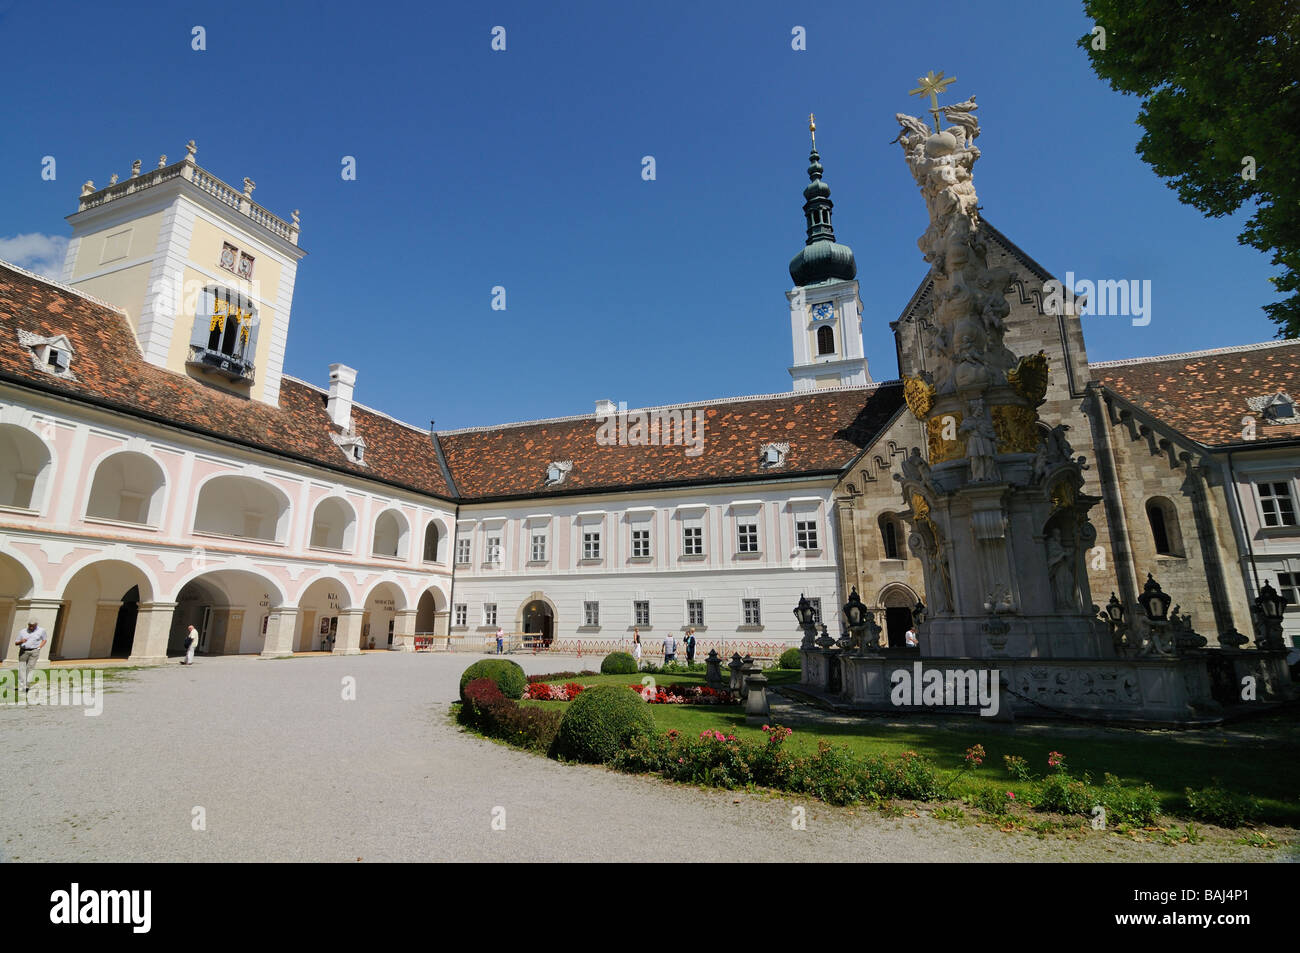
[330,430,367,466]
[1248,391,1298,425]
[17,330,77,381]
[545,461,572,485]
[759,442,789,468]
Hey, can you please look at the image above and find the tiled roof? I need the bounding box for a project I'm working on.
[0,261,454,499]
[0,260,905,503]
[438,384,904,501]
[1093,340,1300,448]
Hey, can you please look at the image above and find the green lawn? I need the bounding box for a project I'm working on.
[527,671,1300,826]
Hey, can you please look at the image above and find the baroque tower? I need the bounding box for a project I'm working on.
[786,115,870,392]
[61,142,306,406]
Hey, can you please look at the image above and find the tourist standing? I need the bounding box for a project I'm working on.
[14,619,46,692]
[685,628,696,664]
[632,630,642,669]
[905,625,919,648]
[182,624,199,665]
[663,631,677,665]
[495,626,504,655]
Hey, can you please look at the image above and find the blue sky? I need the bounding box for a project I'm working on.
[0,0,1284,430]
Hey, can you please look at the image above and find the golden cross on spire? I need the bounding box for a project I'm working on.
[808,112,816,149]
[908,70,957,133]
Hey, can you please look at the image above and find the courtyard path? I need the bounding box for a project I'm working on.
[0,653,1280,862]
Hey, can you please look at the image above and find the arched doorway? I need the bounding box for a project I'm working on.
[362,581,405,651]
[110,585,140,657]
[169,570,282,656]
[879,584,919,648]
[295,577,351,652]
[521,599,554,647]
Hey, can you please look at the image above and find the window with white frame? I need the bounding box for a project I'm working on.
[453,604,467,627]
[687,599,704,626]
[583,530,601,560]
[455,538,471,564]
[683,525,703,556]
[737,522,759,554]
[1277,572,1299,609]
[795,519,819,550]
[632,528,651,558]
[483,603,497,627]
[1257,481,1297,527]
[583,601,600,626]
[633,600,650,626]
[807,597,822,624]
[485,534,502,564]
[531,533,547,561]
[742,598,762,626]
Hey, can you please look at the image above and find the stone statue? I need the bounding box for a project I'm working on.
[899,446,935,494]
[1045,529,1077,610]
[961,399,998,482]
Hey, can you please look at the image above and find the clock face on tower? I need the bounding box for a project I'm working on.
[812,302,834,322]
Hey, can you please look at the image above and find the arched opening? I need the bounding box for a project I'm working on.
[879,584,918,648]
[415,587,446,647]
[0,552,36,664]
[362,582,406,650]
[56,559,155,659]
[372,509,409,559]
[1145,497,1184,557]
[169,570,282,656]
[0,424,52,510]
[309,496,356,551]
[85,451,167,525]
[421,520,443,563]
[878,512,905,560]
[295,577,351,652]
[520,598,555,648]
[194,475,290,543]
[816,324,835,356]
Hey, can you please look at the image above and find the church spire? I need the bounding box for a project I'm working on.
[789,115,857,287]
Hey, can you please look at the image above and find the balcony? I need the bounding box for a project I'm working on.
[187,345,255,383]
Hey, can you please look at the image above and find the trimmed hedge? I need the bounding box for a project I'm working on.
[600,651,639,675]
[554,684,656,763]
[778,648,802,670]
[459,678,562,753]
[459,659,526,701]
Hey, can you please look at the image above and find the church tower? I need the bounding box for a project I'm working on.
[787,116,870,392]
[61,142,306,407]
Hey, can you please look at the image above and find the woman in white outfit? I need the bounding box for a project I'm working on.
[632,629,642,668]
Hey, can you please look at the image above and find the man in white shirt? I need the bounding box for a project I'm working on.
[905,626,919,649]
[182,624,199,665]
[14,619,47,692]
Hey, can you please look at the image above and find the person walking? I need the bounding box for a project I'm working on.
[663,631,677,665]
[14,619,47,692]
[182,624,199,665]
[684,628,697,665]
[632,630,642,669]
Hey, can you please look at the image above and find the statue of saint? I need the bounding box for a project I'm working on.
[961,399,998,482]
[1045,529,1077,610]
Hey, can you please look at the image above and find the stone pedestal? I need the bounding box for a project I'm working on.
[392,609,417,652]
[127,602,178,664]
[260,607,300,658]
[333,608,366,656]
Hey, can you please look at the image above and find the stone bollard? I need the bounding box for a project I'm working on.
[705,649,724,688]
[740,655,756,700]
[744,673,770,725]
[728,653,743,694]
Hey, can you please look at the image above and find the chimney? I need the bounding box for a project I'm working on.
[595,398,617,417]
[327,363,357,429]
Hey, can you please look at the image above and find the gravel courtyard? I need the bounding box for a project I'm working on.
[0,653,1281,863]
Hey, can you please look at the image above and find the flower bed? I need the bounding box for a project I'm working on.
[523,681,587,701]
[627,683,738,705]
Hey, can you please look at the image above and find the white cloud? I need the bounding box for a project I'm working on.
[0,233,69,280]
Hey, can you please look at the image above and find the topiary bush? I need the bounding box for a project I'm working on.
[554,684,656,763]
[459,659,526,701]
[600,651,638,675]
[778,648,802,670]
